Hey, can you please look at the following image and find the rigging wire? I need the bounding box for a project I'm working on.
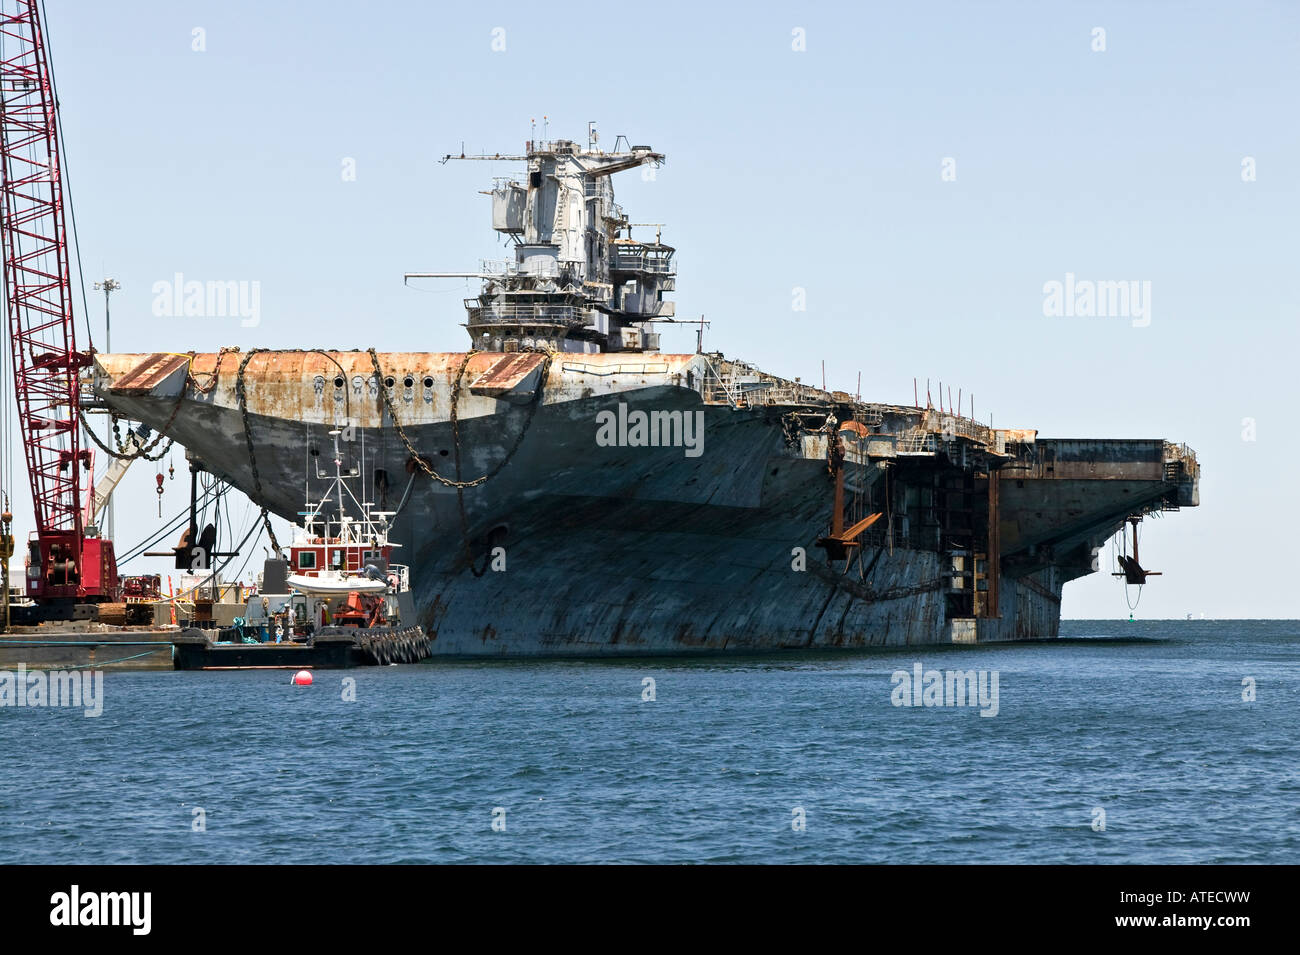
[391,470,417,521]
[167,510,262,602]
[1125,583,1143,612]
[222,489,235,558]
[215,513,265,589]
[114,485,219,566]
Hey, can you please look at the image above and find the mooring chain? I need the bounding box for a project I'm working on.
[234,348,283,558]
[367,348,488,489]
[80,409,175,462]
[109,412,177,459]
[188,346,232,395]
[367,346,554,577]
[444,350,494,577]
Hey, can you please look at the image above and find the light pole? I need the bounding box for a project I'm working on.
[93,279,120,541]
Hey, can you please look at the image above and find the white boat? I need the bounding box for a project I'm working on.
[286,573,388,596]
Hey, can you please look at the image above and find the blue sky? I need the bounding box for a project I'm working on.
[2,0,1297,617]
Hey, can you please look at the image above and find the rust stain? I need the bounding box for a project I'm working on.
[110,353,189,395]
[674,622,706,646]
[1000,428,1038,443]
[469,353,545,399]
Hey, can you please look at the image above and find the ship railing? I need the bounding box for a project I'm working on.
[759,381,823,406]
[699,365,835,410]
[856,524,909,551]
[562,361,671,377]
[465,303,587,327]
[699,357,742,408]
[857,408,885,427]
[611,252,675,274]
[479,258,561,279]
[896,428,935,454]
[387,563,411,593]
[1163,440,1199,465]
[946,417,993,445]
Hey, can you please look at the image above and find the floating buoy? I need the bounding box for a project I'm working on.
[291,669,313,685]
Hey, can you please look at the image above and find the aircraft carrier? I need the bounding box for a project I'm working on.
[87,133,1200,655]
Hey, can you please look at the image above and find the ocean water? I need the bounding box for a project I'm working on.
[1,620,1296,864]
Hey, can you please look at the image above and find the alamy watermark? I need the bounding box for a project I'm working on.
[890,662,999,717]
[49,886,150,935]
[1042,273,1150,327]
[0,664,103,717]
[595,403,705,458]
[152,272,261,327]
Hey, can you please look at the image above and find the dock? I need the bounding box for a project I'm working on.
[0,623,179,670]
[0,622,431,671]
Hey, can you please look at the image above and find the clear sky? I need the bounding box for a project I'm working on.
[2,0,1296,618]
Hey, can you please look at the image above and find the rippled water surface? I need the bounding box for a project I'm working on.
[2,620,1295,863]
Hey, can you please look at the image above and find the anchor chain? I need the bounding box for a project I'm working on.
[367,346,553,577]
[188,346,233,395]
[80,409,175,462]
[367,348,486,489]
[235,349,282,558]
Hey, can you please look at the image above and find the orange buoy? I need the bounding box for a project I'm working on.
[291,669,313,686]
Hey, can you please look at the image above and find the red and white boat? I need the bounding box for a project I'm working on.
[275,429,411,633]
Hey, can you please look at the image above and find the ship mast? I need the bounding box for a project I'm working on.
[409,133,670,355]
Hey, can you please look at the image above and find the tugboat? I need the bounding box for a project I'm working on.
[172,431,429,669]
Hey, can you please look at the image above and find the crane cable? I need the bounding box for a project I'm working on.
[114,484,220,566]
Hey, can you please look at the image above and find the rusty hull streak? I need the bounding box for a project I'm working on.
[1000,428,1038,444]
[95,351,700,430]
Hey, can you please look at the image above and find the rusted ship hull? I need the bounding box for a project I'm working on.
[90,350,1199,656]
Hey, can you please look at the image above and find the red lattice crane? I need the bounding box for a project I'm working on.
[0,0,116,605]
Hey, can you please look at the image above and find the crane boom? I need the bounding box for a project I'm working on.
[0,0,116,603]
